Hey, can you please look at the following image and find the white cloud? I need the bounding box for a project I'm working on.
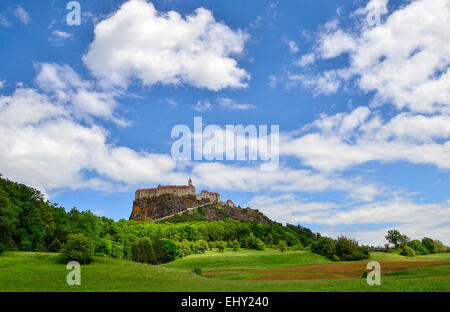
[217,97,256,110]
[281,107,450,172]
[35,63,125,124]
[0,15,10,27]
[248,193,450,245]
[268,75,277,88]
[304,0,450,113]
[191,100,212,112]
[0,87,184,192]
[295,53,315,67]
[14,6,30,24]
[287,70,343,96]
[192,162,379,202]
[284,39,299,53]
[52,30,72,39]
[83,0,250,91]
[318,29,357,59]
[0,80,5,89]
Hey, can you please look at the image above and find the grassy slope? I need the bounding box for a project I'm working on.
[161,249,332,271]
[1,251,449,292]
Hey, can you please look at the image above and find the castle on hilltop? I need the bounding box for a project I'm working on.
[135,178,234,207]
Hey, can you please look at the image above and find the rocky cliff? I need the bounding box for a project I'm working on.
[129,193,274,225]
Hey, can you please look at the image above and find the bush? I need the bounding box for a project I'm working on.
[216,241,225,252]
[311,237,336,259]
[231,239,240,251]
[131,237,156,264]
[434,240,446,253]
[254,238,265,250]
[179,240,193,257]
[192,266,202,276]
[407,240,428,255]
[196,239,209,254]
[62,234,95,264]
[421,237,437,254]
[400,245,416,257]
[335,236,369,261]
[0,243,6,255]
[278,240,288,252]
[161,238,179,262]
[208,241,215,250]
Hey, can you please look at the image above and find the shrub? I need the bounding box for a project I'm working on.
[0,243,6,255]
[400,245,416,257]
[62,234,95,264]
[434,240,446,253]
[255,238,265,250]
[311,237,336,259]
[48,239,63,252]
[421,238,437,254]
[407,240,428,255]
[335,236,369,261]
[216,241,225,252]
[131,237,156,264]
[231,239,240,251]
[278,240,288,252]
[196,239,209,254]
[208,241,215,250]
[161,238,179,262]
[179,240,193,257]
[192,266,202,276]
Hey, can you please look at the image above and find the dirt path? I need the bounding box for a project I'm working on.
[205,260,450,281]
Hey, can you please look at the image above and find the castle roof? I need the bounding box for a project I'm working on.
[201,190,219,196]
[136,184,195,193]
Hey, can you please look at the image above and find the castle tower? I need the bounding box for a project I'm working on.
[188,178,192,186]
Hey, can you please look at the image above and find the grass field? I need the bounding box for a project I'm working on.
[1,250,449,292]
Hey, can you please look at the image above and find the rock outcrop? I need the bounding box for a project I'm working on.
[129,193,274,225]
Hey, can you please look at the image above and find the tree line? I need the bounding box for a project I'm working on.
[0,176,318,264]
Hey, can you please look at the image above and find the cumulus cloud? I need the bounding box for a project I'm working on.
[299,0,450,113]
[248,194,450,245]
[281,106,450,171]
[0,87,184,191]
[83,0,250,91]
[35,63,125,125]
[295,53,315,67]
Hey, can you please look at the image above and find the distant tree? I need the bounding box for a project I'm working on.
[216,241,225,252]
[407,240,428,255]
[131,237,156,264]
[400,245,416,257]
[400,234,410,247]
[161,239,179,262]
[231,239,240,251]
[385,230,402,248]
[278,240,288,253]
[433,240,446,253]
[62,233,95,264]
[196,239,209,254]
[421,237,437,254]
[312,237,336,259]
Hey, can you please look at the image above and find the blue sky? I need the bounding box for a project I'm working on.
[0,0,449,245]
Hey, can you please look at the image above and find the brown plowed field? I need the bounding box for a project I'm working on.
[206,260,450,281]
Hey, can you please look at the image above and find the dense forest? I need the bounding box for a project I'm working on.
[0,175,322,263]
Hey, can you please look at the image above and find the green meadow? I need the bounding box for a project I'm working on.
[1,250,449,292]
